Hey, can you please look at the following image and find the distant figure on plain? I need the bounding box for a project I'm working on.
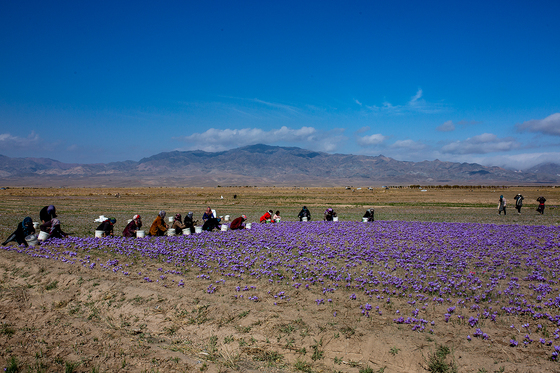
[537,196,546,214]
[149,210,168,236]
[96,217,116,237]
[498,195,506,215]
[2,217,35,247]
[230,215,247,230]
[123,215,142,237]
[324,208,337,221]
[363,208,375,222]
[298,206,311,221]
[514,194,524,214]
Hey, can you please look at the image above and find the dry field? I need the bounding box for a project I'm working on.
[1,187,560,373]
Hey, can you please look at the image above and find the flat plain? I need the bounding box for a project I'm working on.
[1,186,559,373]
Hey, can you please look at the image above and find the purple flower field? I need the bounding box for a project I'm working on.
[5,220,560,364]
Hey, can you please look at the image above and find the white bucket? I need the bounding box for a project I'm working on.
[183,229,191,235]
[302,217,308,222]
[25,235,38,247]
[38,231,49,241]
[95,230,104,238]
[245,223,252,230]
[33,222,40,229]
[224,215,230,222]
[195,226,203,234]
[362,218,368,222]
[167,228,176,236]
[168,217,174,223]
[276,217,281,222]
[333,216,339,222]
[136,230,145,238]
[212,209,217,218]
[220,225,228,232]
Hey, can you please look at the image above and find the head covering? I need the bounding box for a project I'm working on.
[327,208,333,213]
[205,207,212,214]
[500,195,503,199]
[242,215,247,220]
[159,210,166,218]
[47,205,55,214]
[175,213,182,221]
[133,214,141,220]
[109,217,116,224]
[22,217,33,236]
[268,210,273,214]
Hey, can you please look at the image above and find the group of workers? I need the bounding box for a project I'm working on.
[498,194,547,215]
[2,205,69,247]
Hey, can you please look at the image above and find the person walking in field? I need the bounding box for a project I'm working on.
[123,215,142,237]
[537,196,546,214]
[149,210,168,236]
[514,194,524,214]
[498,195,507,215]
[2,217,35,247]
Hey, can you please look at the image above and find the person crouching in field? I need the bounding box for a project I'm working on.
[514,194,524,214]
[41,218,68,239]
[149,211,168,236]
[230,215,247,230]
[537,196,546,214]
[324,208,337,221]
[498,195,506,215]
[96,217,116,237]
[40,205,57,224]
[363,208,375,222]
[123,215,142,237]
[2,217,35,247]
[172,214,186,235]
[272,211,281,222]
[260,210,273,223]
[298,206,311,221]
[184,212,195,234]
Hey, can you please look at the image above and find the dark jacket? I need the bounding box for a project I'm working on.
[230,217,245,230]
[123,220,141,237]
[96,220,114,236]
[40,206,57,223]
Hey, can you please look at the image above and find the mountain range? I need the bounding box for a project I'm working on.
[1,144,559,187]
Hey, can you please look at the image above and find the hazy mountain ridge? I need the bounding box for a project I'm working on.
[0,145,558,186]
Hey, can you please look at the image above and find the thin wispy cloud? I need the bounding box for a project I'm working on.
[516,113,560,136]
[361,89,446,114]
[441,133,521,154]
[437,120,455,132]
[391,139,426,151]
[177,126,346,152]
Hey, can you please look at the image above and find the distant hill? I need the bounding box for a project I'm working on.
[0,145,559,187]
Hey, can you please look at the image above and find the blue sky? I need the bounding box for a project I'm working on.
[1,1,559,169]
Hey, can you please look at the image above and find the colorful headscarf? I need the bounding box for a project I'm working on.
[47,205,55,214]
[109,217,116,224]
[133,214,141,220]
[175,213,182,222]
[22,217,33,236]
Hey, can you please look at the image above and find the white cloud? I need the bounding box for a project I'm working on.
[361,88,446,114]
[391,139,426,151]
[441,133,521,154]
[178,126,346,152]
[0,131,40,149]
[517,113,560,136]
[436,120,455,132]
[354,99,362,106]
[467,152,560,170]
[356,133,387,147]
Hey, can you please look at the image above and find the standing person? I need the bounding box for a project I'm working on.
[40,205,57,223]
[123,215,142,237]
[184,212,195,234]
[41,218,68,239]
[149,210,168,236]
[171,214,186,235]
[324,208,337,221]
[537,196,546,214]
[96,217,116,237]
[514,194,524,214]
[230,215,247,230]
[498,195,507,215]
[2,217,35,247]
[363,208,375,222]
[260,210,273,223]
[298,206,311,221]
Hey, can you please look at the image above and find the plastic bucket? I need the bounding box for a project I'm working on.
[38,231,49,241]
[168,217,174,223]
[95,230,104,238]
[245,223,252,230]
[224,215,230,222]
[362,218,368,222]
[276,217,281,222]
[167,228,176,236]
[333,217,339,222]
[220,225,228,232]
[195,226,203,234]
[302,217,308,222]
[183,229,191,235]
[25,235,38,247]
[33,222,40,229]
[136,230,145,238]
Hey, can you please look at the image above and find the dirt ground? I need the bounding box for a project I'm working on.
[1,187,559,373]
